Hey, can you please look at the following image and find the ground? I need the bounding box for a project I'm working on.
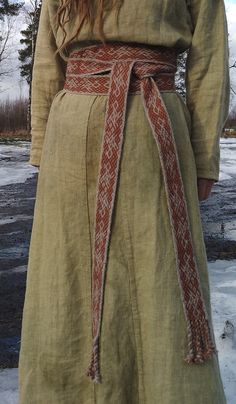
[0,142,38,368]
[0,139,235,403]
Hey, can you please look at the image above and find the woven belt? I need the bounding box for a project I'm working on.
[64,42,216,384]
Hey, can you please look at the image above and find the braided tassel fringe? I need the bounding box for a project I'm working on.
[184,318,217,364]
[86,335,102,383]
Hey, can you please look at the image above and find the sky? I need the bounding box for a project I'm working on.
[0,0,236,106]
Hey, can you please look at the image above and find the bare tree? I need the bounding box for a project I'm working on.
[0,0,22,92]
[0,97,28,132]
[0,15,16,79]
[19,0,42,129]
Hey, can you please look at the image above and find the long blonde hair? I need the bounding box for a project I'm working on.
[55,0,123,55]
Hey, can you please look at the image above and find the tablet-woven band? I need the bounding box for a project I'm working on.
[64,43,216,384]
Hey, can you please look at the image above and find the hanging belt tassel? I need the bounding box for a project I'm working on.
[86,335,101,383]
[184,319,217,364]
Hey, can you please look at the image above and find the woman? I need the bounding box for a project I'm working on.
[18,0,230,402]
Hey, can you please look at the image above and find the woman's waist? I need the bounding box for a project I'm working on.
[64,41,177,95]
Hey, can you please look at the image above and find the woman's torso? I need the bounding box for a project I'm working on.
[48,0,194,61]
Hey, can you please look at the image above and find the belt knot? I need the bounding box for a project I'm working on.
[65,42,177,94]
[131,60,175,82]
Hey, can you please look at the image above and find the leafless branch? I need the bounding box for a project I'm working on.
[21,0,39,25]
[0,16,18,79]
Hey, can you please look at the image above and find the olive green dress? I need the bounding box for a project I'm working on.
[18,0,230,403]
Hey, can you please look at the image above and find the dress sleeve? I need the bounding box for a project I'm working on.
[185,0,230,182]
[29,0,66,167]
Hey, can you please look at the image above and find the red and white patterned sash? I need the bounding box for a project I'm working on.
[64,43,216,384]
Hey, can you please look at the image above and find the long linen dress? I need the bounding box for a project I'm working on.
[18,0,230,403]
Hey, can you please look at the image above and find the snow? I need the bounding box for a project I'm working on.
[219,138,236,181]
[0,369,18,404]
[0,166,38,187]
[0,143,39,187]
[225,222,236,242]
[0,215,33,226]
[208,260,236,403]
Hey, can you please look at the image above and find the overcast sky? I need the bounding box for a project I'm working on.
[0,0,236,107]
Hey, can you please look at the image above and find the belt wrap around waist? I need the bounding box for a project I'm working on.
[64,43,216,384]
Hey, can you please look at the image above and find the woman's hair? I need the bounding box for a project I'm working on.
[55,0,123,55]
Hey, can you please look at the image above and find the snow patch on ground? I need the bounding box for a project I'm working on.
[0,143,39,187]
[219,139,236,181]
[208,259,236,403]
[0,369,18,404]
[0,165,38,187]
[0,215,33,226]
